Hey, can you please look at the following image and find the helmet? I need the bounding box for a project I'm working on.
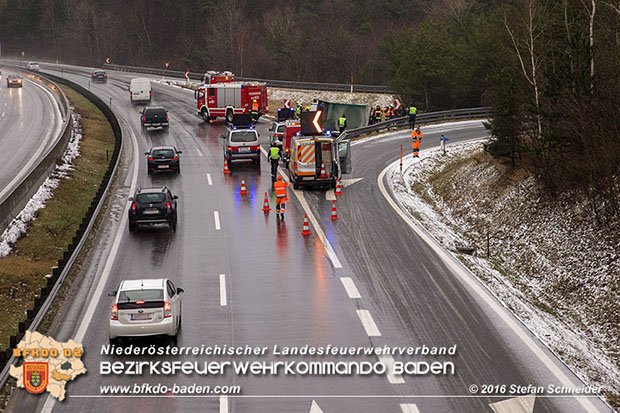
[277,175,283,181]
[253,99,257,103]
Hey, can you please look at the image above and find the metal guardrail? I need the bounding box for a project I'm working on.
[103,63,393,94]
[339,107,493,140]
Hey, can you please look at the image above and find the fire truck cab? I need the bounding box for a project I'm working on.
[201,71,235,84]
[287,132,351,189]
[195,81,268,123]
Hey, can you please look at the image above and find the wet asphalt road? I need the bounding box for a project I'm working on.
[0,72,62,206]
[6,65,610,413]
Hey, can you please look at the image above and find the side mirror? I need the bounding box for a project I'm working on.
[177,287,185,294]
[177,150,182,154]
[144,152,150,155]
[107,290,117,297]
[128,197,134,201]
[219,135,225,139]
[173,195,179,199]
[269,127,273,131]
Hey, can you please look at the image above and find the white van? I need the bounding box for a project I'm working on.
[129,78,151,103]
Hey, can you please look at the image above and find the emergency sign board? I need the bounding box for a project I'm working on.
[300,111,325,135]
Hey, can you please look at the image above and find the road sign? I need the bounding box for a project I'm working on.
[300,111,324,135]
[184,69,190,80]
[394,98,402,110]
[164,62,169,68]
[105,57,110,64]
[21,51,25,57]
[283,99,291,109]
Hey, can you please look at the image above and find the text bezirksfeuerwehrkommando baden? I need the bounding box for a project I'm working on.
[101,344,457,357]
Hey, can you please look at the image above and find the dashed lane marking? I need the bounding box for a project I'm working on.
[340,277,361,299]
[219,274,227,306]
[379,355,405,384]
[214,211,221,230]
[207,173,213,185]
[400,404,420,413]
[197,148,203,157]
[356,310,381,337]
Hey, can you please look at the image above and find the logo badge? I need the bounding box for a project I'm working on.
[23,362,48,394]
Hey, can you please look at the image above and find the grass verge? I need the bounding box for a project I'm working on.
[0,86,114,351]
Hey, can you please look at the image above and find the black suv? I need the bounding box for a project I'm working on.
[141,107,169,130]
[128,187,178,232]
[146,146,182,174]
[91,70,108,83]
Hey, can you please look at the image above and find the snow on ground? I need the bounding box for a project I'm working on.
[389,141,619,406]
[0,110,83,257]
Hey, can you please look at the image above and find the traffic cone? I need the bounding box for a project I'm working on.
[262,192,271,211]
[301,214,312,236]
[330,200,339,220]
[319,161,327,178]
[223,158,231,174]
[335,179,343,196]
[239,178,248,195]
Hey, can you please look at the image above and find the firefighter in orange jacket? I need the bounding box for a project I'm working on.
[274,175,289,220]
[250,99,260,123]
[412,128,423,157]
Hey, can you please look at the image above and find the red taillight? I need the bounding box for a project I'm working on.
[166,201,171,212]
[250,146,259,150]
[166,114,169,121]
[149,91,152,98]
[148,157,153,161]
[294,162,298,170]
[164,302,172,318]
[173,156,178,160]
[111,304,118,320]
[228,146,233,152]
[104,74,107,77]
[143,116,146,122]
[131,202,136,212]
[136,300,145,304]
[130,92,133,97]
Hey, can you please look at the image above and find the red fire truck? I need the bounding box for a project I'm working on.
[201,71,235,84]
[196,81,268,123]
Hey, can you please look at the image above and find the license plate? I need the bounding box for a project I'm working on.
[302,176,314,180]
[238,147,250,153]
[131,313,151,321]
[158,165,169,169]
[144,209,159,215]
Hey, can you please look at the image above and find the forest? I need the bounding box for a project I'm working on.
[1,0,619,220]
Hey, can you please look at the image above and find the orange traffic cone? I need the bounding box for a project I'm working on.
[335,179,343,196]
[319,161,327,178]
[330,200,339,220]
[239,178,248,195]
[262,192,271,211]
[301,214,312,236]
[223,158,231,174]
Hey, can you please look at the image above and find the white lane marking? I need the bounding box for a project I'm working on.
[207,173,213,185]
[341,178,364,187]
[325,189,335,200]
[356,310,381,337]
[309,400,324,413]
[260,147,342,269]
[41,112,141,413]
[377,155,600,412]
[214,211,221,230]
[197,147,203,157]
[489,395,536,413]
[400,404,420,413]
[340,277,361,299]
[220,395,228,413]
[1,112,4,118]
[219,274,227,306]
[379,355,405,384]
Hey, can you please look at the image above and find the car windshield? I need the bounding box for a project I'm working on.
[136,193,166,203]
[8,75,19,79]
[277,125,285,133]
[152,149,174,157]
[231,131,257,142]
[147,109,166,117]
[94,71,105,75]
[118,289,164,303]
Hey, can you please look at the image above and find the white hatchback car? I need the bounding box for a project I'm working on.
[26,62,40,71]
[108,278,184,344]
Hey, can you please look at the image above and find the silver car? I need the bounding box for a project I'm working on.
[108,278,184,344]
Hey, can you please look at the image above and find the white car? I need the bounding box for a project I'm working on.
[108,278,184,344]
[26,62,40,71]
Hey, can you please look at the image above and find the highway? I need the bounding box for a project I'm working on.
[5,65,611,412]
[0,71,63,207]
